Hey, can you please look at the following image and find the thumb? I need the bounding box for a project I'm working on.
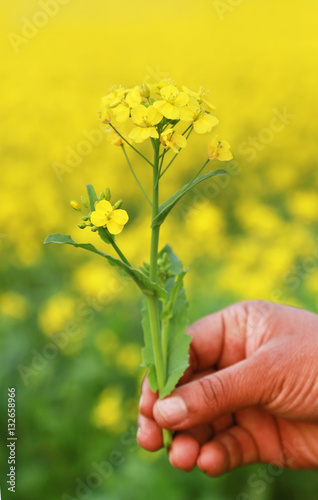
[153,354,269,430]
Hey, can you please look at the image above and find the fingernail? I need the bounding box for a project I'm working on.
[155,397,188,424]
[139,395,144,409]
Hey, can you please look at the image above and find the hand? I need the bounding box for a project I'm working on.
[137,301,318,475]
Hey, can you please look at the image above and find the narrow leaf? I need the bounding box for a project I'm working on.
[44,234,166,298]
[86,184,98,211]
[152,169,227,228]
[161,284,190,398]
[159,246,191,398]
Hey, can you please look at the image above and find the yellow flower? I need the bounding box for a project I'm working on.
[153,84,189,120]
[160,127,187,154]
[180,97,219,134]
[90,200,129,235]
[128,104,163,143]
[182,86,216,111]
[207,135,233,161]
[101,87,141,123]
[105,128,125,147]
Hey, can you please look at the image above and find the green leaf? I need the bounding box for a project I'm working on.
[44,234,166,298]
[141,298,158,393]
[152,169,228,228]
[161,279,190,398]
[159,246,191,398]
[86,183,98,211]
[158,244,183,275]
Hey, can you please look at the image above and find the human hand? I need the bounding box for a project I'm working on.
[137,301,318,475]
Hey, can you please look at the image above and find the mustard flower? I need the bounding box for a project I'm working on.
[101,87,142,123]
[180,98,219,134]
[207,136,233,161]
[160,127,187,154]
[90,200,129,235]
[153,85,189,120]
[128,105,163,143]
[105,129,125,147]
[182,86,216,111]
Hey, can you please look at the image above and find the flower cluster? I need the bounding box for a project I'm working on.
[70,190,129,235]
[99,79,232,161]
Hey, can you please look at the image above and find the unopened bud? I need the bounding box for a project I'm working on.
[99,192,106,200]
[105,188,111,201]
[141,83,150,98]
[70,200,80,211]
[82,215,90,221]
[78,223,87,229]
[114,199,123,209]
[81,196,88,208]
[91,226,98,232]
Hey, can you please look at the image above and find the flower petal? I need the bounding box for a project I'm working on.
[106,220,124,235]
[219,149,233,161]
[90,211,107,227]
[131,105,147,125]
[194,114,219,134]
[95,200,112,214]
[112,209,129,225]
[174,134,187,149]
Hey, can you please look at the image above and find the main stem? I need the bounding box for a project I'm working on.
[147,140,172,449]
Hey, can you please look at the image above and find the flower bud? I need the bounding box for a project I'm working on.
[70,200,80,211]
[99,192,106,200]
[114,199,123,209]
[81,196,88,208]
[105,188,111,201]
[141,82,150,98]
[91,226,98,232]
[78,223,87,229]
[82,215,90,221]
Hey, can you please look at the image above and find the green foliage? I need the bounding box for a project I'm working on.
[160,246,190,397]
[151,169,228,228]
[44,234,166,298]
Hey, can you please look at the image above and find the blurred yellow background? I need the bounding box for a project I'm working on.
[1,1,318,499]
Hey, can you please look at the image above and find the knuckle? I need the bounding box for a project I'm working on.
[197,374,227,414]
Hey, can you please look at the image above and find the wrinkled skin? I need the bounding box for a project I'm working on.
[137,301,318,475]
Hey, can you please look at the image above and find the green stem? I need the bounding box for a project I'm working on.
[159,126,194,179]
[147,139,172,449]
[109,123,153,167]
[122,146,152,207]
[111,239,131,266]
[188,158,210,184]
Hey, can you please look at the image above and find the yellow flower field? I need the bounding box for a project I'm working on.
[1,1,318,499]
